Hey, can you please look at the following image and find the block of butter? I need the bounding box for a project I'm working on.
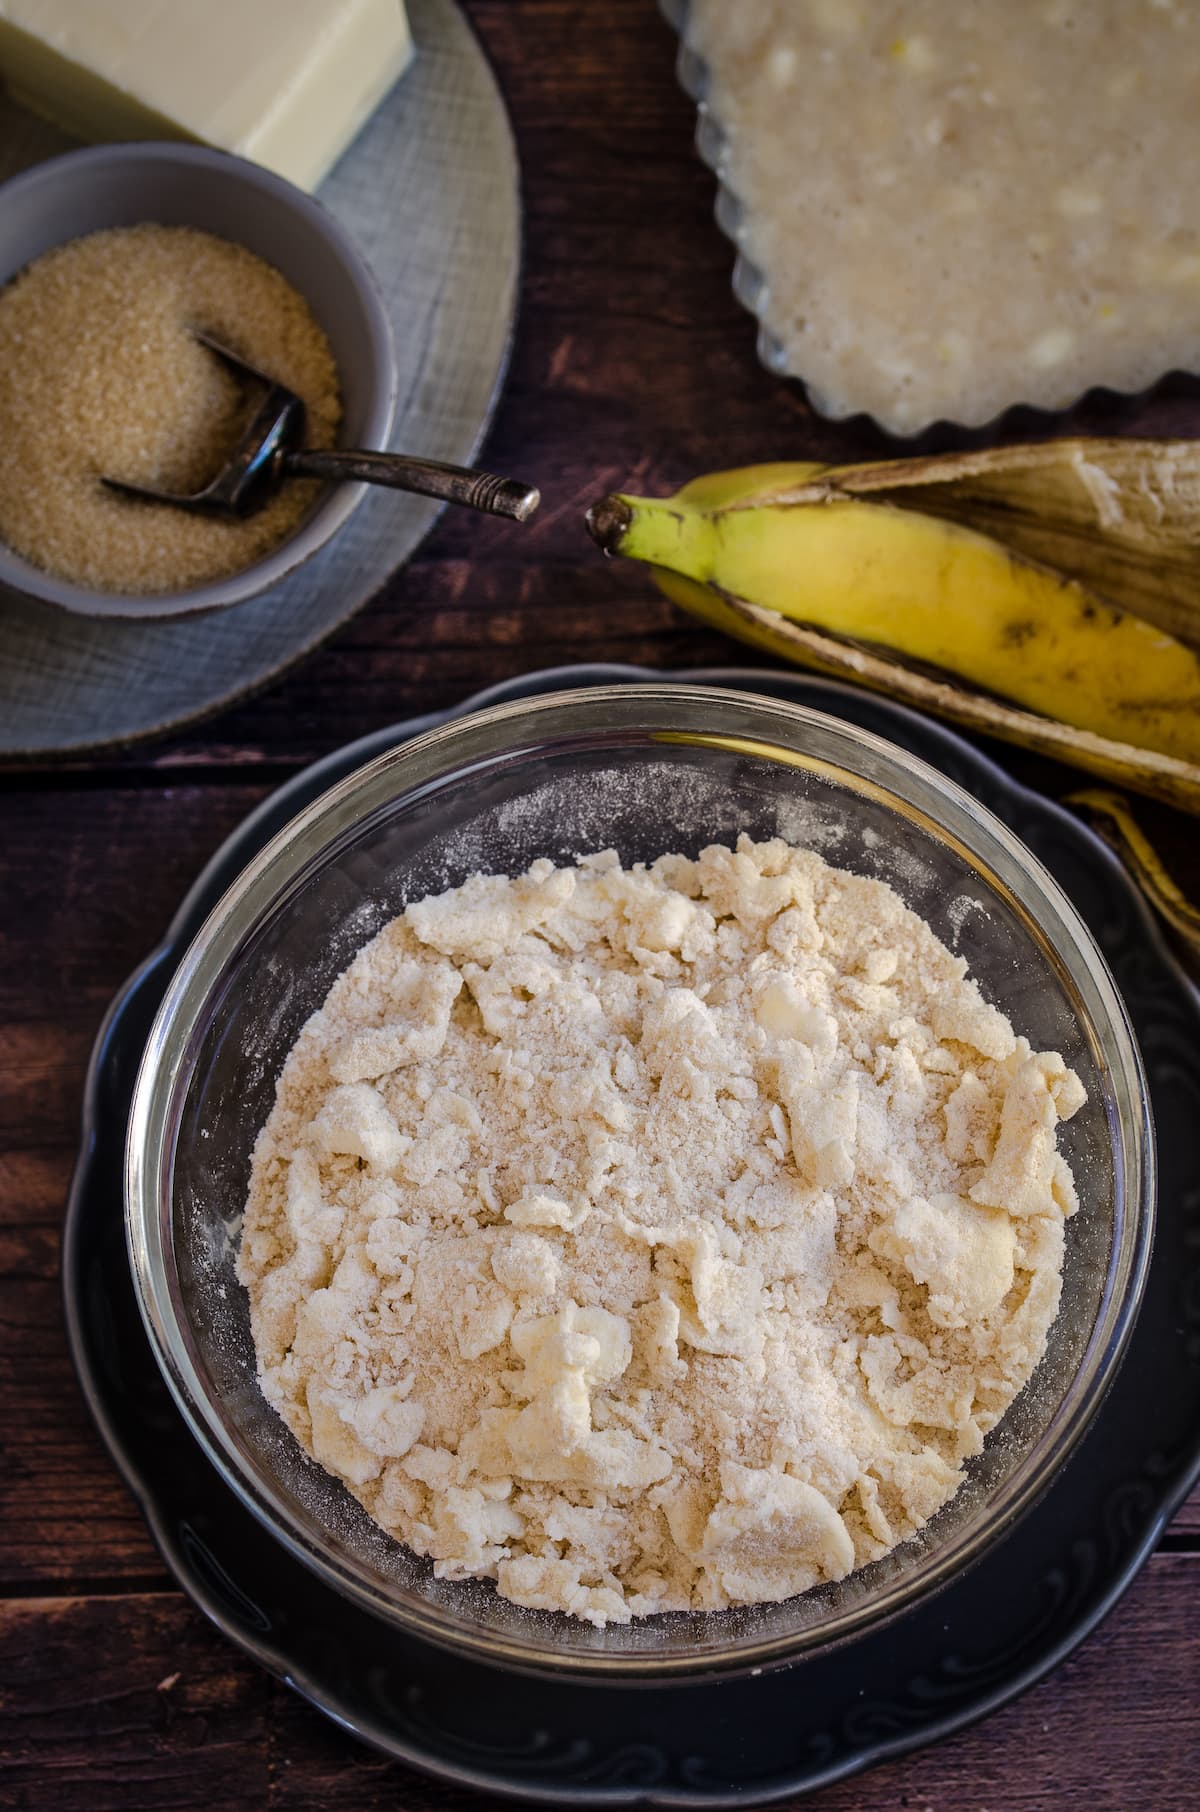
[0,0,413,191]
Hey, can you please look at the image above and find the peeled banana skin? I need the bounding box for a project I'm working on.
[586,463,1200,814]
[792,438,1200,649]
[1066,789,1200,968]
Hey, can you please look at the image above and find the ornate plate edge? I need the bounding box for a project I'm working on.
[61,662,1200,1807]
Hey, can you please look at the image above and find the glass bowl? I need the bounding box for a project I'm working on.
[125,684,1154,1680]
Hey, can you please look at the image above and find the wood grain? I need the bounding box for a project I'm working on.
[0,1594,269,1807]
[1,0,1198,1805]
[0,787,268,1586]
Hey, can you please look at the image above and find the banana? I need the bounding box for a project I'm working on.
[783,439,1200,649]
[586,461,1200,812]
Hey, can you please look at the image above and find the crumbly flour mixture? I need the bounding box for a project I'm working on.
[238,837,1085,1626]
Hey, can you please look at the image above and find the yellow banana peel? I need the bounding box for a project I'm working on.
[1066,789,1200,965]
[788,438,1200,649]
[586,453,1200,814]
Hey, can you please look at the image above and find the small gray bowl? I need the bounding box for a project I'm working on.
[0,141,398,619]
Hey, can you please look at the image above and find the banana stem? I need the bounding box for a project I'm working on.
[586,495,633,555]
[586,493,717,579]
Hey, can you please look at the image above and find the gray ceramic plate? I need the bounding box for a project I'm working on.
[0,0,519,759]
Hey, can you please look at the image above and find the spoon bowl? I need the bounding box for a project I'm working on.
[104,332,539,524]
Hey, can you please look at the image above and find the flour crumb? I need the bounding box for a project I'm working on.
[238,836,1084,1626]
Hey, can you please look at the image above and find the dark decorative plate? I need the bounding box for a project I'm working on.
[63,665,1200,1808]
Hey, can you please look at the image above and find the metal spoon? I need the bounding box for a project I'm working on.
[102,332,540,522]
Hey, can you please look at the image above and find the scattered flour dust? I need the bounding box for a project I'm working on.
[237,835,1085,1627]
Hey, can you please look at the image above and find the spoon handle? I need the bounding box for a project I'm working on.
[284,448,539,521]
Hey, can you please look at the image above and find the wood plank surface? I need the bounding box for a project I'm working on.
[1,0,1198,1806]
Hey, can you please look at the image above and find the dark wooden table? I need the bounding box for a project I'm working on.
[2,4,1197,1806]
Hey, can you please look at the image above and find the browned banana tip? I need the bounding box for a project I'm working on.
[585,494,632,555]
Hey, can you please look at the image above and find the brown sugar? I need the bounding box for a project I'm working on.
[0,224,342,594]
